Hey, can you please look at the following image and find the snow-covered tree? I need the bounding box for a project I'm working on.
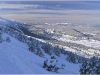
[0,28,3,43]
[43,55,65,72]
[6,37,10,42]
[28,44,35,52]
[80,56,100,74]
[54,46,61,56]
[35,47,44,57]
[0,35,3,43]
[42,43,52,55]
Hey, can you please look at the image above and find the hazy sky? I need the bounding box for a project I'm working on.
[0,0,100,1]
[0,1,100,25]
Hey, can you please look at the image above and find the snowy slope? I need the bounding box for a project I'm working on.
[0,33,50,74]
[0,17,23,33]
[0,33,80,74]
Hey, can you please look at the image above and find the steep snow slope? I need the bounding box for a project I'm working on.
[0,33,50,74]
[0,33,80,74]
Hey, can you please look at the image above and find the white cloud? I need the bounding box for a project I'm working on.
[0,2,100,25]
[0,3,42,9]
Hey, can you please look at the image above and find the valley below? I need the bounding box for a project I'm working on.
[24,23,100,58]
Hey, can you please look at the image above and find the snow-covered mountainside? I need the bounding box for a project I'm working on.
[0,20,80,74]
[0,17,100,74]
[0,17,23,33]
[0,34,80,74]
[27,23,100,58]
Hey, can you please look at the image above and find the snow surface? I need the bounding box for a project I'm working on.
[0,33,50,74]
[55,34,100,49]
[0,33,80,74]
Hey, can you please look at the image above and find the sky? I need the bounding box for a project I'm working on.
[0,0,100,1]
[0,1,100,25]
